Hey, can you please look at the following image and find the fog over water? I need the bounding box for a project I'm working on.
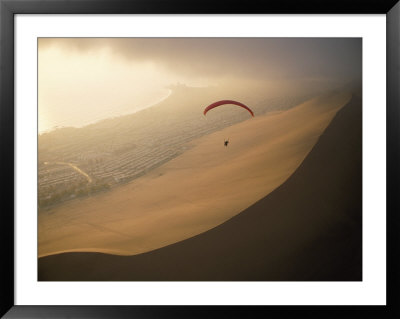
[38,38,362,280]
[38,38,361,133]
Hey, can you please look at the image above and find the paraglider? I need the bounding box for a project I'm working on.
[203,100,254,117]
[203,100,254,147]
[203,100,253,147]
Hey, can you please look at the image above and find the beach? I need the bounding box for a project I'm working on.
[38,91,352,258]
[39,91,362,281]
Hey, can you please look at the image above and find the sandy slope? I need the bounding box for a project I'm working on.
[38,91,351,257]
[38,93,362,281]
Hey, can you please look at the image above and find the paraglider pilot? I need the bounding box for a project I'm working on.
[203,100,254,148]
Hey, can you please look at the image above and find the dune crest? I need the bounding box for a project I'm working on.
[39,91,351,257]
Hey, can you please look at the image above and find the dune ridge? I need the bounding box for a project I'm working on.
[38,92,362,281]
[38,91,351,258]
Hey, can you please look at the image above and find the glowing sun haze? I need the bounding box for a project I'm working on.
[38,38,361,133]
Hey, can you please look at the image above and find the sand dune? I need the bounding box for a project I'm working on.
[38,93,362,281]
[38,91,351,258]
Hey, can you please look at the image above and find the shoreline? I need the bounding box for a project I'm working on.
[39,89,173,135]
[39,91,351,258]
[38,93,362,281]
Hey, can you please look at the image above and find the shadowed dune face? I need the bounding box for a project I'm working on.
[38,92,351,257]
[38,93,362,281]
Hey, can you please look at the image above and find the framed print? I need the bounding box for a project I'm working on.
[1,0,399,318]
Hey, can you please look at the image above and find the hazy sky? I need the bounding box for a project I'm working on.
[38,38,361,132]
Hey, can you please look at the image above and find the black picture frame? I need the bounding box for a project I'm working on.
[1,0,399,318]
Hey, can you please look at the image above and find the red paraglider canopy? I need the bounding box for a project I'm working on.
[203,100,254,117]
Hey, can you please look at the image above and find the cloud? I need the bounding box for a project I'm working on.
[38,38,361,82]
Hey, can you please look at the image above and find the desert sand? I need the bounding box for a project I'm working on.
[38,92,362,281]
[38,91,351,258]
